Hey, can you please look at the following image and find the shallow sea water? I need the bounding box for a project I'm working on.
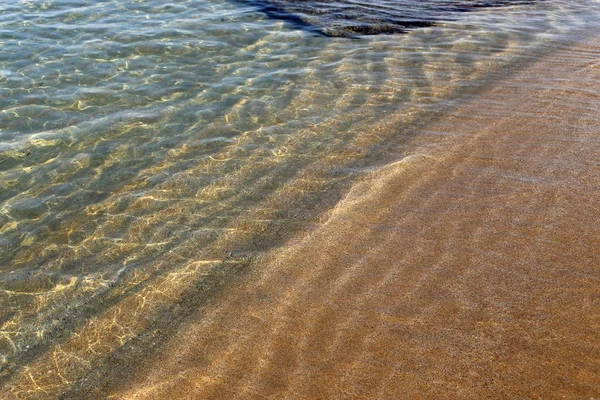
[0,0,599,397]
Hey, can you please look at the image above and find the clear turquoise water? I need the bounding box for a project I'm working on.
[0,0,599,391]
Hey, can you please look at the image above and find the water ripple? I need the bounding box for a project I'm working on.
[0,0,599,396]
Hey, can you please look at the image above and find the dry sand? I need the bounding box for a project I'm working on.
[5,35,600,400]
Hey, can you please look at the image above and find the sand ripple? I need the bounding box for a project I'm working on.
[3,34,597,399]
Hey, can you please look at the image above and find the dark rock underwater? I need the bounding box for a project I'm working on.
[246,0,539,36]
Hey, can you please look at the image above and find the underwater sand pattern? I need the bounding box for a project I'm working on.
[2,32,599,399]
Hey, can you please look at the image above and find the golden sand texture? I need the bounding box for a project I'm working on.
[94,36,600,399]
[4,37,600,399]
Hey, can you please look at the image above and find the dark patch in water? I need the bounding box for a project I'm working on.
[248,0,538,36]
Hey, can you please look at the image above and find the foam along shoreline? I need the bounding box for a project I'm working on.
[5,35,600,399]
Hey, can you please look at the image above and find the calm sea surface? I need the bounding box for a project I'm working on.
[0,0,599,395]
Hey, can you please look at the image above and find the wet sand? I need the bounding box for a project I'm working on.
[4,35,600,399]
[69,35,600,399]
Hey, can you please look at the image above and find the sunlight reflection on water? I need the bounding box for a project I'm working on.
[0,0,599,396]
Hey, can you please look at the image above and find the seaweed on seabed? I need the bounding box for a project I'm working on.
[243,0,541,37]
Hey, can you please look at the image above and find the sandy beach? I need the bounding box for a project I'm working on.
[64,35,600,399]
[3,32,600,400]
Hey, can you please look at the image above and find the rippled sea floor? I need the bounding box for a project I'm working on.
[1,0,600,397]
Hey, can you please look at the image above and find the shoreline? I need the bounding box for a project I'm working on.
[95,34,600,398]
[3,31,600,400]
